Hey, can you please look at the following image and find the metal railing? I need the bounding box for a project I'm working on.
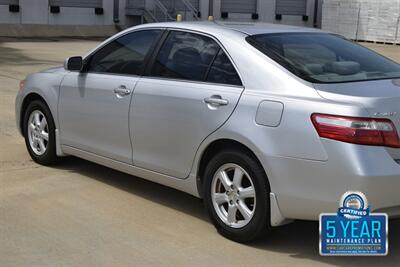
[147,0,175,22]
[179,0,200,20]
[126,0,201,22]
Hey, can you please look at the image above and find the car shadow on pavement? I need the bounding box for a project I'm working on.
[56,156,208,222]
[0,43,60,67]
[56,156,399,267]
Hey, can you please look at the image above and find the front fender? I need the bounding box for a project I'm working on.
[16,70,66,134]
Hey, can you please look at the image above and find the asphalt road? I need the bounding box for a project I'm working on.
[0,38,399,267]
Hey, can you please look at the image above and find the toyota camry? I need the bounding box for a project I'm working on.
[15,21,400,242]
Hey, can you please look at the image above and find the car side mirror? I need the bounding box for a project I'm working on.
[64,56,83,71]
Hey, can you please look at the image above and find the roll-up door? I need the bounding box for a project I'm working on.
[49,0,102,8]
[276,0,307,16]
[221,0,257,14]
[0,0,18,5]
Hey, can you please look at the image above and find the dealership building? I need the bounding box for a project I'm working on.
[0,0,322,36]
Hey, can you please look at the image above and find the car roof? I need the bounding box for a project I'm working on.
[215,21,323,35]
[136,20,323,36]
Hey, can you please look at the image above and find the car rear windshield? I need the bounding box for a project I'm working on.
[246,32,400,83]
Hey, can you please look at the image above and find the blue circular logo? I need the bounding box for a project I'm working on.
[338,191,369,219]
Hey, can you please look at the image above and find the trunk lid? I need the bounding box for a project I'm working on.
[314,78,400,159]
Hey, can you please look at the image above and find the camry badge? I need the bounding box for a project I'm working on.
[374,111,397,117]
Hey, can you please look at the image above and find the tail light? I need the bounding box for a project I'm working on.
[311,113,400,148]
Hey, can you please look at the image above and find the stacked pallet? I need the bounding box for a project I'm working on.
[321,0,360,39]
[322,0,400,44]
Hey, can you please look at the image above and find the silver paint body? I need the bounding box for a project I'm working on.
[15,22,400,225]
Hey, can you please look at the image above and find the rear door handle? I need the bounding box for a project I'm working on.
[204,96,229,106]
[114,85,131,97]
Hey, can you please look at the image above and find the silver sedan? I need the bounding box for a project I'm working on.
[15,21,400,242]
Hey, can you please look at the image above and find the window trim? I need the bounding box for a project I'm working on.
[203,48,221,81]
[81,28,166,77]
[143,28,244,88]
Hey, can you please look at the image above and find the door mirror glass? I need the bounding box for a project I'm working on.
[64,56,83,71]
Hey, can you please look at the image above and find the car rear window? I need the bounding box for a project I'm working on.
[246,33,400,83]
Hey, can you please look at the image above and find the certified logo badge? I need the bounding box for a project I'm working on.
[320,191,388,256]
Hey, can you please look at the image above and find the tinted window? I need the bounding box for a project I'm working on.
[87,30,161,75]
[247,33,400,83]
[206,50,242,86]
[151,31,219,81]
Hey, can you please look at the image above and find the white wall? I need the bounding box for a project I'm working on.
[1,0,120,25]
[322,0,400,43]
[0,0,320,27]
[0,4,20,24]
[211,0,319,27]
[20,0,48,24]
[199,0,209,20]
[49,7,105,25]
[48,0,119,25]
[118,0,128,25]
[273,0,318,27]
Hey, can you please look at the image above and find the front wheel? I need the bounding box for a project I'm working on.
[203,150,271,243]
[23,100,59,165]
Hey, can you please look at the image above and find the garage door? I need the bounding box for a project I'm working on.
[0,0,18,4]
[276,0,307,15]
[221,0,257,14]
[49,0,102,8]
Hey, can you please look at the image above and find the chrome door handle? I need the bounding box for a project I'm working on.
[114,85,131,97]
[204,96,229,106]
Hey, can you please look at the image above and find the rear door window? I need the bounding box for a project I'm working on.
[150,31,220,82]
[206,49,242,86]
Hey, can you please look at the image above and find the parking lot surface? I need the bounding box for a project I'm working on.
[0,38,399,267]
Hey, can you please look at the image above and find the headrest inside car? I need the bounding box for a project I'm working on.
[173,47,202,65]
[172,47,204,80]
[325,61,361,75]
[304,64,324,75]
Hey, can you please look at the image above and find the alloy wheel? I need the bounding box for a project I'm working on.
[27,110,49,156]
[211,163,256,228]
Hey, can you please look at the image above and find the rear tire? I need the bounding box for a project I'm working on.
[203,149,271,243]
[23,100,59,165]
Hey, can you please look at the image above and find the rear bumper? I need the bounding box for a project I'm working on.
[264,139,400,221]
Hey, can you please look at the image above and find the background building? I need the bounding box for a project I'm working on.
[0,0,322,37]
[322,0,400,44]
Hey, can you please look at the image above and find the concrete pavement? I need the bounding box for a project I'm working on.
[0,38,399,267]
